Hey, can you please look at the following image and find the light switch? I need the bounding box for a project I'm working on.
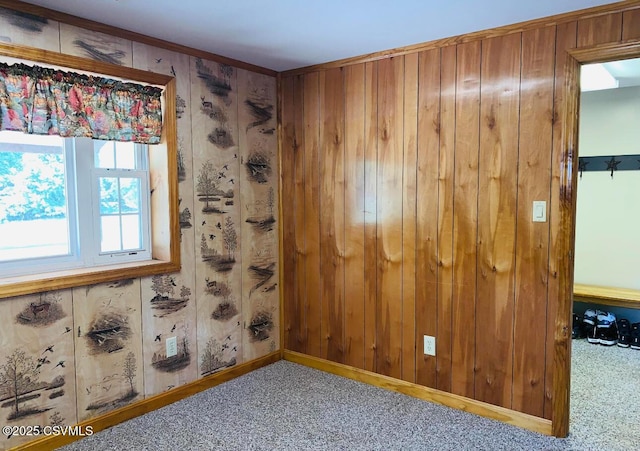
[532,201,546,222]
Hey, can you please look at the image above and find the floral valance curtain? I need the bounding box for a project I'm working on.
[0,62,163,144]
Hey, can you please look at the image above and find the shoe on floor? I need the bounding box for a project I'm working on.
[631,322,640,350]
[597,311,618,346]
[586,323,599,344]
[572,313,587,339]
[583,309,598,326]
[617,319,631,348]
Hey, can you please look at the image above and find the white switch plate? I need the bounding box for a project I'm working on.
[166,336,178,357]
[532,201,546,222]
[423,335,436,356]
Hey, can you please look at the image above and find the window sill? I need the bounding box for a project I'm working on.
[0,258,180,299]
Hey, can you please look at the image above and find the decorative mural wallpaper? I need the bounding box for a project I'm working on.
[0,6,59,51]
[192,57,244,378]
[0,6,279,448]
[73,281,144,422]
[0,290,76,449]
[238,69,279,360]
[60,23,133,67]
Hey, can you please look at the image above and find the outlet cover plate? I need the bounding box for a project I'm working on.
[166,336,178,357]
[423,335,436,356]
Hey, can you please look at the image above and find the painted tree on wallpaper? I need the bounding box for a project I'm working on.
[200,338,236,376]
[86,352,138,413]
[151,333,191,373]
[208,280,238,321]
[245,189,276,232]
[149,274,191,317]
[197,161,234,214]
[201,233,236,272]
[0,350,45,420]
[122,352,137,397]
[222,217,238,260]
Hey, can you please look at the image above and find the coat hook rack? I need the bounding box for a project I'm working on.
[577,154,640,179]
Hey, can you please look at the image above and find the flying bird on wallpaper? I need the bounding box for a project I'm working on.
[73,39,125,65]
[244,99,273,131]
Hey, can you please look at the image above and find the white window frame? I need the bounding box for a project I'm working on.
[0,134,152,277]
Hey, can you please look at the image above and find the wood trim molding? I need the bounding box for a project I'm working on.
[283,350,553,436]
[574,283,640,309]
[0,0,277,77]
[568,39,640,63]
[11,351,281,451]
[553,49,581,439]
[553,39,640,438]
[282,1,640,76]
[276,73,285,359]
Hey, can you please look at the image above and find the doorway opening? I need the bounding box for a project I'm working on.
[557,41,640,439]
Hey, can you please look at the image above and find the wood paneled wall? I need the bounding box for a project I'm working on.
[281,5,640,420]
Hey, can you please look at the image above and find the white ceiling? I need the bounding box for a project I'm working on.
[21,0,619,72]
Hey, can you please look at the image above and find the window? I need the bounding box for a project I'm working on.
[0,44,179,300]
[0,131,151,277]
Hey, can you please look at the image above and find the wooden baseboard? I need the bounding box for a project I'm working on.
[12,351,281,451]
[283,350,553,436]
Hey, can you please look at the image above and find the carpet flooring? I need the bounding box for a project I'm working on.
[59,340,639,451]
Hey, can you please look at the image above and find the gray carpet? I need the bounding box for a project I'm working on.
[59,341,639,451]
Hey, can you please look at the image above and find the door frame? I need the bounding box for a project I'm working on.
[554,40,640,437]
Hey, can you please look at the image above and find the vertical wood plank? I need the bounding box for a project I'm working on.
[293,75,307,354]
[363,62,379,372]
[512,25,556,417]
[191,57,242,376]
[415,48,440,388]
[546,21,577,421]
[576,13,622,46]
[376,56,404,379]
[134,44,198,396]
[0,291,76,450]
[281,76,297,351]
[437,45,456,392]
[319,67,345,363]
[451,40,481,399]
[303,72,322,358]
[238,69,280,360]
[344,63,366,369]
[475,33,521,409]
[402,53,418,383]
[622,9,640,41]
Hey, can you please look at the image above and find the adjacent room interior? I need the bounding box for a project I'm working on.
[0,0,639,449]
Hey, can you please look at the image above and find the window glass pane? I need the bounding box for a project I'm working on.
[100,215,121,252]
[115,142,136,169]
[121,214,141,250]
[0,133,70,262]
[119,178,140,213]
[94,141,115,169]
[99,177,120,215]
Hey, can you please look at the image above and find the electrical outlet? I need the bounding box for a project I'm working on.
[166,336,178,357]
[423,335,436,356]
